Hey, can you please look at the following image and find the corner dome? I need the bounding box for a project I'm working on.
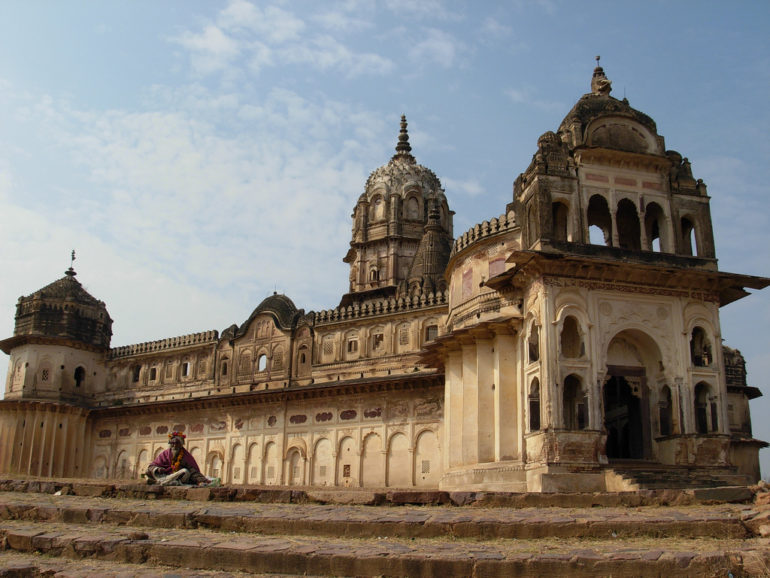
[32,268,104,305]
[9,267,113,349]
[238,293,300,336]
[558,60,661,155]
[364,115,444,201]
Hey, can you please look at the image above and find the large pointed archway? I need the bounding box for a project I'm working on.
[602,330,663,461]
[603,369,650,459]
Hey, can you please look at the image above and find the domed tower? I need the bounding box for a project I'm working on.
[341,116,453,305]
[0,261,112,401]
[0,259,112,477]
[514,57,716,264]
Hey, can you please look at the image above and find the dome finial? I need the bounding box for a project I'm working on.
[393,114,415,161]
[65,249,77,277]
[591,55,612,96]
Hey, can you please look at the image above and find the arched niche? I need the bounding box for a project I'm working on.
[694,381,719,434]
[602,329,665,460]
[560,315,585,359]
[587,194,612,246]
[552,201,569,242]
[585,117,660,155]
[616,198,641,251]
[644,202,668,252]
[562,374,587,430]
[680,216,698,256]
[528,377,541,432]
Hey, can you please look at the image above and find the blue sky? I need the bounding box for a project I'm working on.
[1,1,769,473]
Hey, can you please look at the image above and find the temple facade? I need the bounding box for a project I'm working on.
[1,64,767,492]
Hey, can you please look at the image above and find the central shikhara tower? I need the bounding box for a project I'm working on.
[1,64,767,492]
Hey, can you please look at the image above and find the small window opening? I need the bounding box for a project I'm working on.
[74,366,85,387]
[425,325,438,342]
[563,374,587,430]
[681,217,697,256]
[560,316,583,358]
[690,327,712,367]
[528,323,539,363]
[257,354,267,372]
[529,378,541,432]
[552,202,569,242]
[659,385,673,436]
[616,198,641,251]
[587,195,612,246]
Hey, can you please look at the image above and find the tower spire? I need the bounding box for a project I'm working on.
[591,55,612,96]
[66,249,77,277]
[393,114,415,162]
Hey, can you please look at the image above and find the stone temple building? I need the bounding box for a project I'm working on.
[1,64,768,492]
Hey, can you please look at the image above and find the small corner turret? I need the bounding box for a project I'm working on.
[0,257,112,402]
[514,58,717,266]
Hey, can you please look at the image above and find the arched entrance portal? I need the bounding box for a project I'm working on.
[602,330,661,461]
[603,371,650,459]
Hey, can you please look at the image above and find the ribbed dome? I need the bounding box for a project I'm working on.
[364,115,443,200]
[557,93,658,142]
[237,293,300,336]
[32,269,103,305]
[557,61,659,152]
[11,267,112,349]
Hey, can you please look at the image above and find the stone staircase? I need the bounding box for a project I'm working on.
[1,478,769,577]
[606,462,749,491]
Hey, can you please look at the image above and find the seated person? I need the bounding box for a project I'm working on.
[146,431,212,486]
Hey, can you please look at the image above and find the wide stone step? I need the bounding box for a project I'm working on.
[608,466,748,490]
[0,491,751,541]
[1,519,768,577]
[1,481,767,576]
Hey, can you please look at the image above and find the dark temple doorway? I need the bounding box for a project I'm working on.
[603,367,651,460]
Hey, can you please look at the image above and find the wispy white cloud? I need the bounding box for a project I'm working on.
[282,35,395,76]
[384,0,462,21]
[480,17,511,39]
[410,28,461,69]
[170,0,393,78]
[219,1,306,44]
[505,86,563,111]
[173,25,240,75]
[0,81,394,347]
[441,176,485,197]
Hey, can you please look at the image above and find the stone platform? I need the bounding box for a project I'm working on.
[1,478,769,576]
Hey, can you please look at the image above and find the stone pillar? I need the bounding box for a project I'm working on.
[25,407,41,475]
[494,332,519,461]
[476,336,495,464]
[40,408,54,477]
[445,350,463,469]
[461,342,478,465]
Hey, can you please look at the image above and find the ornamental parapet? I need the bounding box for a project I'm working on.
[109,330,219,359]
[450,211,517,259]
[315,290,448,325]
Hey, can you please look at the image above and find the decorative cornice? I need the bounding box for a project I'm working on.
[110,330,220,359]
[450,212,518,261]
[90,373,444,418]
[316,290,448,325]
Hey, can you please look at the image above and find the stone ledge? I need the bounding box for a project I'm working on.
[0,478,758,508]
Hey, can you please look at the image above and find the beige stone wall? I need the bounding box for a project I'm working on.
[4,343,107,402]
[88,386,443,487]
[0,401,89,477]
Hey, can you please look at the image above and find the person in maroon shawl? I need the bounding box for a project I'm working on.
[146,431,209,486]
